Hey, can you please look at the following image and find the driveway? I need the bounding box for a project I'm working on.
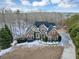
[57,30,76,59]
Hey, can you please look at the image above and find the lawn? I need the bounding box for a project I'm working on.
[1,46,63,59]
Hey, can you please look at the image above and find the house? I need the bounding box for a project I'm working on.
[25,21,61,42]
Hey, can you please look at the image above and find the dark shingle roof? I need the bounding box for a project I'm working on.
[48,25,54,32]
[34,21,55,28]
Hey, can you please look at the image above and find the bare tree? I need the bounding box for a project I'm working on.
[2,8,6,26]
[16,9,21,36]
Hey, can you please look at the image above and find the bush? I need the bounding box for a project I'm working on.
[58,35,61,42]
[17,38,27,43]
[69,23,79,38]
[75,33,79,48]
[77,55,79,59]
[68,23,77,33]
[42,36,48,42]
[77,49,79,55]
[0,25,13,49]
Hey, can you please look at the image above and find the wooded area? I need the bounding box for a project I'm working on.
[66,14,79,59]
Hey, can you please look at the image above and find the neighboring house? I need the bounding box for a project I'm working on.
[25,21,61,42]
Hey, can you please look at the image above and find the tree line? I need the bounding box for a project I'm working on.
[66,14,79,59]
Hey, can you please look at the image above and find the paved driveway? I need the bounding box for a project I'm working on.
[57,31,76,59]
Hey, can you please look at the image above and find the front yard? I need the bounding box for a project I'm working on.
[1,46,63,59]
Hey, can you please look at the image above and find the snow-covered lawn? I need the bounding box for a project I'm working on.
[0,47,14,57]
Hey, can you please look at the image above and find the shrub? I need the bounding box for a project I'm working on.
[77,48,79,55]
[58,35,61,42]
[68,23,77,33]
[0,25,13,49]
[69,23,79,38]
[42,36,48,42]
[17,38,27,43]
[75,32,79,48]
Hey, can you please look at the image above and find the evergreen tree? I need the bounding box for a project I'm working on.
[0,24,13,49]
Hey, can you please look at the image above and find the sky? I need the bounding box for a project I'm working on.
[0,0,79,12]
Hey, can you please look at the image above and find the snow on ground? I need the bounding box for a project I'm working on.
[11,24,31,39]
[16,40,44,48]
[0,47,14,56]
[16,40,59,48]
[12,26,27,39]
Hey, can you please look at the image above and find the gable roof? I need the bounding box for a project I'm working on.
[48,25,54,32]
[39,24,48,30]
[48,25,56,32]
[34,21,56,28]
[25,25,36,33]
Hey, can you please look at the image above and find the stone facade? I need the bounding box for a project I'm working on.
[25,21,60,42]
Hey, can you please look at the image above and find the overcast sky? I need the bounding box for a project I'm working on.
[0,0,79,12]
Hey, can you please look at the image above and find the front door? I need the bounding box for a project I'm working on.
[34,32,40,40]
